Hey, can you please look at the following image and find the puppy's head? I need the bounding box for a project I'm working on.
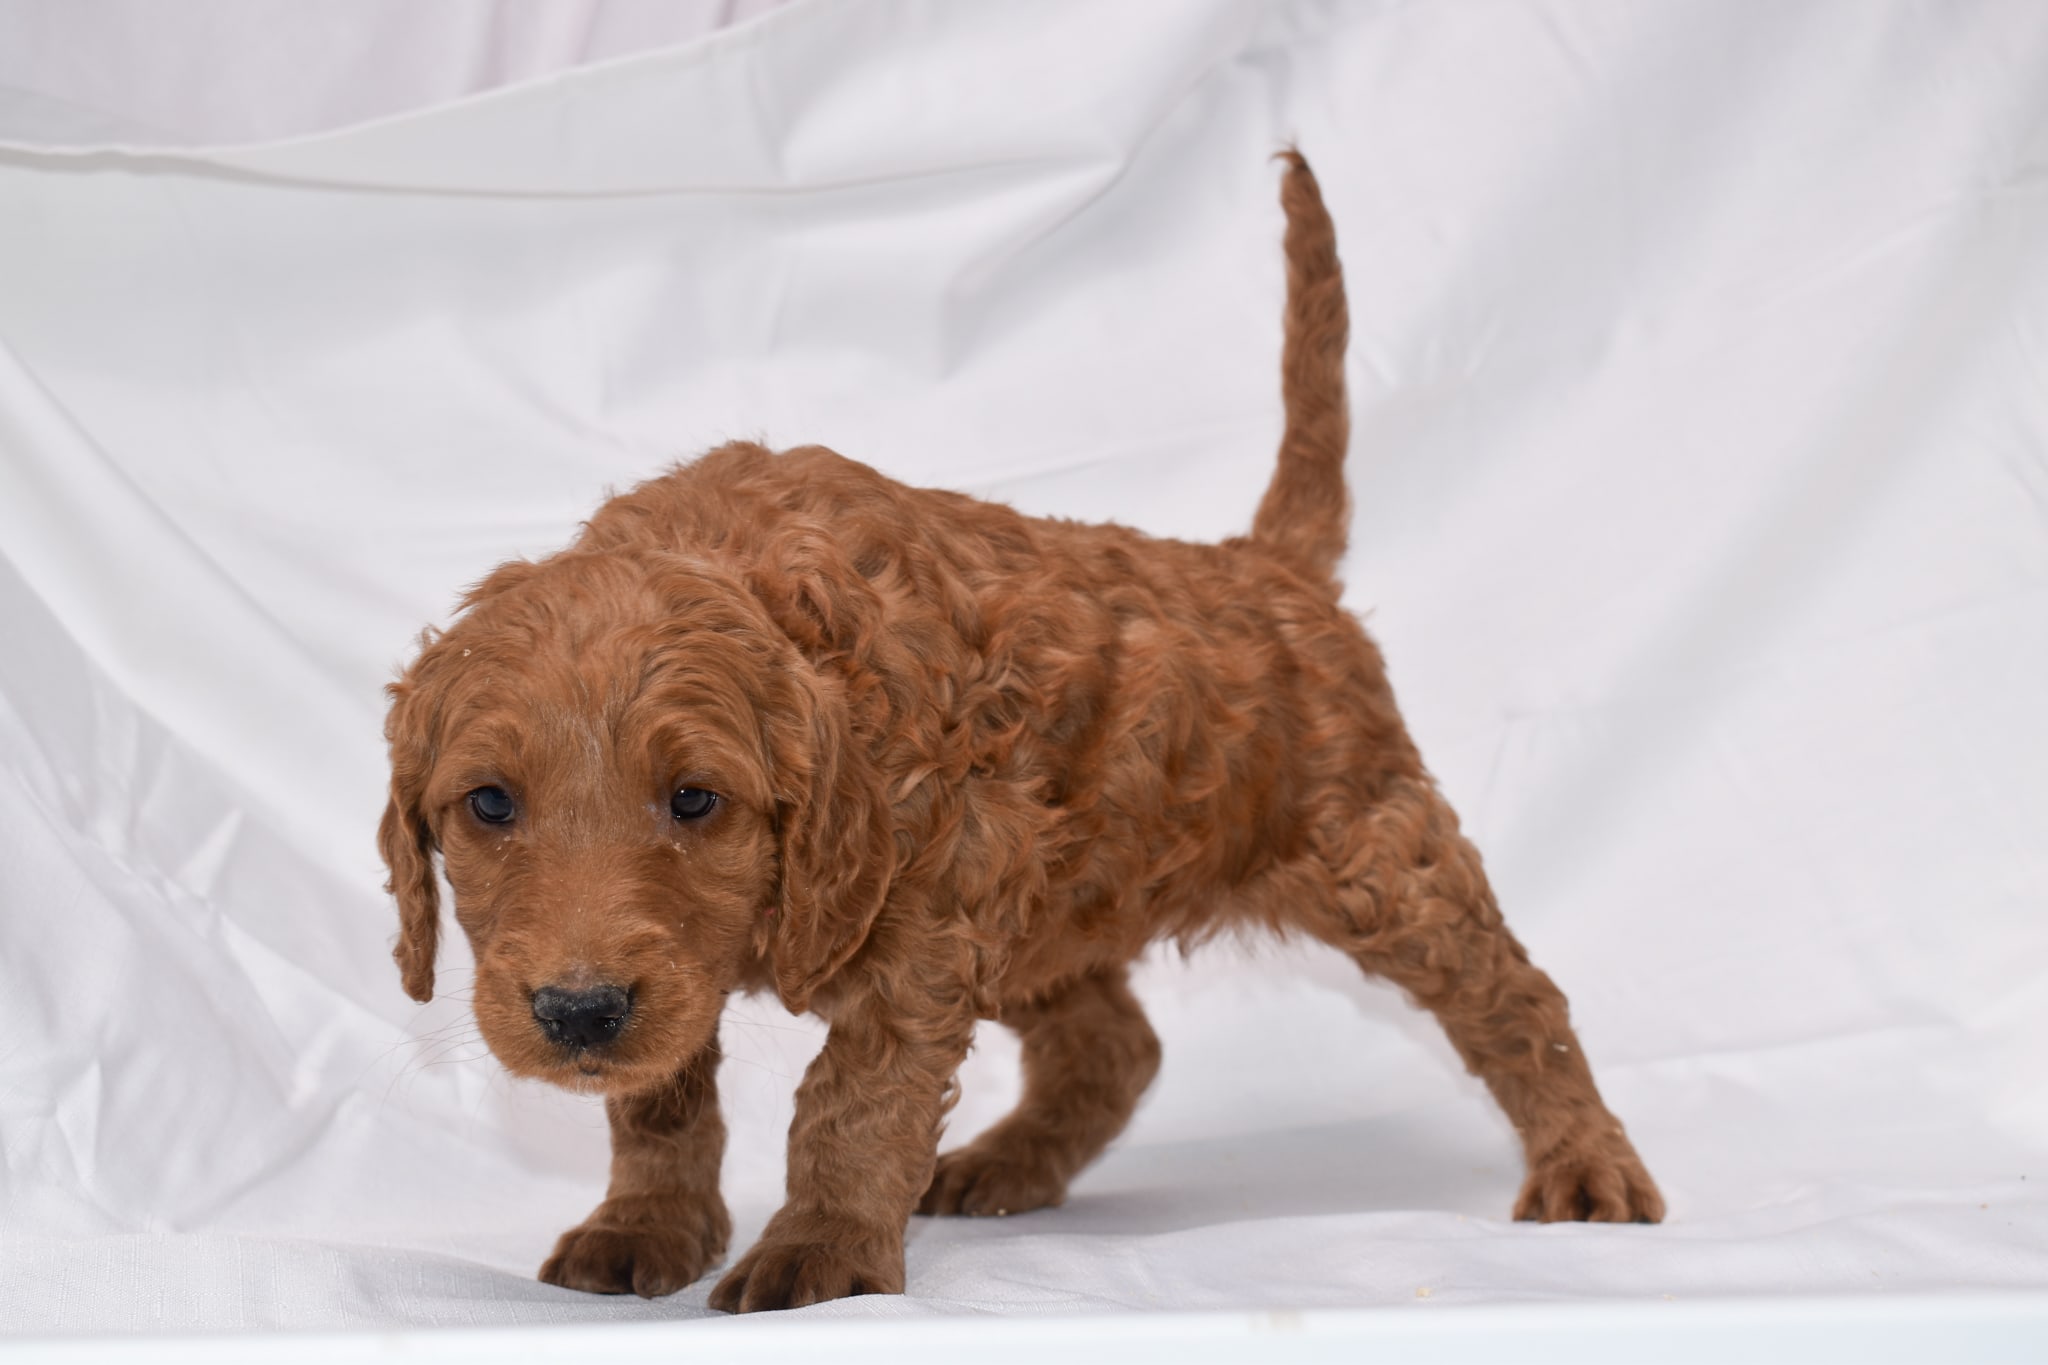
[378,548,891,1095]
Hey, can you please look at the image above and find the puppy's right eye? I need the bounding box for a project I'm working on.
[468,786,516,824]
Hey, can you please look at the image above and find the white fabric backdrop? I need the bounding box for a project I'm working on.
[1,0,2045,1350]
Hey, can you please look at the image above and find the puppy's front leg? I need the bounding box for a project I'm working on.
[710,993,973,1312]
[540,1028,731,1298]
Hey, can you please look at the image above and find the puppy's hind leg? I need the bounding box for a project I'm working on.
[919,965,1161,1218]
[1299,777,1665,1223]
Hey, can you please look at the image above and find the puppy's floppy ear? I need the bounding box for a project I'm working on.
[379,653,443,1004]
[756,653,895,1016]
[378,560,538,1004]
[744,548,897,1015]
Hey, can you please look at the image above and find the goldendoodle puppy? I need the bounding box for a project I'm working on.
[380,151,1662,1313]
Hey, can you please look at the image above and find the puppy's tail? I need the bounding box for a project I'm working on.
[1250,149,1351,581]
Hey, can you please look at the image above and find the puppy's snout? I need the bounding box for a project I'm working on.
[530,984,632,1050]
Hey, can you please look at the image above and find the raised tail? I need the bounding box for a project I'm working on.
[1250,149,1352,581]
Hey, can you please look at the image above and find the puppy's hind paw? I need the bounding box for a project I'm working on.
[917,1144,1068,1218]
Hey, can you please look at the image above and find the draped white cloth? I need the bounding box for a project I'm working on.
[1,0,2044,1355]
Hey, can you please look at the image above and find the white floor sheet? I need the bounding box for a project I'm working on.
[1,0,2045,1352]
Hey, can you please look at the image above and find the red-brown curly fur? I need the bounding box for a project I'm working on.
[379,151,1662,1313]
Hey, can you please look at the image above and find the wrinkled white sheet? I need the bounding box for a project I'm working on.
[1,0,2045,1352]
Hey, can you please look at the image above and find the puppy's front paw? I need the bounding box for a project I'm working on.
[1514,1133,1665,1224]
[708,1235,902,1313]
[539,1194,731,1298]
[917,1142,1066,1217]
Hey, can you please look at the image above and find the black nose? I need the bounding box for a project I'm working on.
[530,984,632,1050]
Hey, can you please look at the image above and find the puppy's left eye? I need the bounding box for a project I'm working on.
[670,787,718,821]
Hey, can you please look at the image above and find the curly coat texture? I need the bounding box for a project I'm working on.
[380,152,1662,1313]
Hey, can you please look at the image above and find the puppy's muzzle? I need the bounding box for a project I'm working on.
[530,984,632,1051]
